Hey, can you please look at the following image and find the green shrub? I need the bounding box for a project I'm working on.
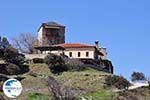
[82,89,118,100]
[28,93,49,100]
[0,36,28,75]
[44,53,67,74]
[33,58,44,63]
[44,53,65,66]
[0,49,4,58]
[105,75,130,89]
[4,47,25,66]
[44,53,86,74]
[148,79,150,89]
[5,63,20,75]
[0,36,11,49]
[114,76,130,89]
[131,72,146,82]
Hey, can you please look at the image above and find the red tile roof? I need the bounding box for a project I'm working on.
[53,43,94,48]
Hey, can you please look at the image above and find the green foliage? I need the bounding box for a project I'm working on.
[28,93,49,100]
[0,36,28,75]
[131,72,146,82]
[44,53,85,74]
[0,36,11,49]
[82,89,118,100]
[148,78,150,89]
[32,58,44,63]
[44,53,65,66]
[0,49,4,58]
[105,75,130,89]
[4,47,25,66]
[44,53,67,74]
[5,63,20,75]
[0,36,11,58]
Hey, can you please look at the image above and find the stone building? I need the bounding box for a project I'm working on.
[35,21,107,60]
[37,21,65,46]
[29,21,113,73]
[48,43,105,60]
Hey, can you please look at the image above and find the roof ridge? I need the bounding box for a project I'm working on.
[53,43,94,48]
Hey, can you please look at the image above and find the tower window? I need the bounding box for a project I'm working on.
[69,52,72,57]
[86,52,89,57]
[78,52,81,57]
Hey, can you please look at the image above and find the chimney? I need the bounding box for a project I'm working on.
[95,40,99,50]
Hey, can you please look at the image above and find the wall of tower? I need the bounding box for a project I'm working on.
[38,27,43,46]
[42,26,65,46]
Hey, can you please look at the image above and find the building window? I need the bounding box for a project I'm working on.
[86,52,89,57]
[78,52,81,57]
[69,52,72,57]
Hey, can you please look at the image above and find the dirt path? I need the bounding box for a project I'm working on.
[113,81,149,92]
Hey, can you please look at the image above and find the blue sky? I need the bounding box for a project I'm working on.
[0,0,150,80]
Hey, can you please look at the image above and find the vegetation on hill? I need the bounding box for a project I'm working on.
[44,53,86,74]
[0,59,150,100]
[13,63,113,100]
[131,71,146,82]
[0,36,29,75]
[0,35,150,100]
[105,75,130,89]
[12,33,36,54]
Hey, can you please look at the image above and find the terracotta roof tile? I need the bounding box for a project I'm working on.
[53,43,94,48]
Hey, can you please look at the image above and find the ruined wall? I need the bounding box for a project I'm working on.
[100,47,107,59]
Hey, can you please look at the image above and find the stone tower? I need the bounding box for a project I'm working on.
[38,21,65,46]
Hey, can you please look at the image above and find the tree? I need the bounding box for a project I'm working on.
[0,36,11,58]
[44,53,86,74]
[5,63,20,75]
[44,53,67,74]
[131,72,146,82]
[12,33,36,54]
[4,47,25,66]
[0,36,11,49]
[0,36,28,75]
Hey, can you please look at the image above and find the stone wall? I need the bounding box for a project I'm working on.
[25,54,48,60]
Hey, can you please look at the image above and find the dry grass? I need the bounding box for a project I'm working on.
[55,68,110,92]
[2,63,111,100]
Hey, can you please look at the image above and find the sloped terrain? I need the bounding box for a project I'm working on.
[2,63,112,100]
[0,63,150,100]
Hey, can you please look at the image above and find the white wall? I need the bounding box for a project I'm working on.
[46,50,64,55]
[40,48,95,59]
[64,48,95,59]
[25,54,48,59]
[38,27,43,46]
[100,48,107,59]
